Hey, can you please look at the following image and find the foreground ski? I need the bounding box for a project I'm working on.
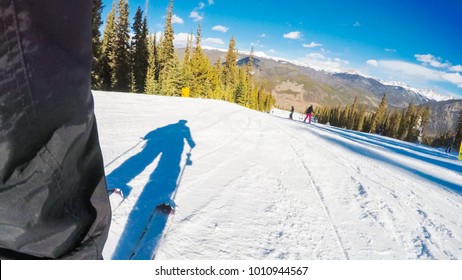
[129,203,175,260]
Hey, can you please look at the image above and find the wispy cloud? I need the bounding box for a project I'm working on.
[295,52,349,71]
[189,11,204,22]
[385,48,397,53]
[415,54,449,69]
[367,59,462,88]
[259,33,268,38]
[415,53,462,74]
[449,65,462,72]
[173,32,191,47]
[283,31,302,40]
[302,42,322,48]
[442,72,462,88]
[203,37,225,45]
[172,14,184,24]
[353,21,361,27]
[197,1,214,9]
[367,59,378,67]
[212,25,229,32]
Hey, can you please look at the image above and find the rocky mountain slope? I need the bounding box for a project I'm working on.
[423,99,462,137]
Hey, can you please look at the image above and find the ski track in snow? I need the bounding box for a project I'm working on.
[284,130,349,259]
[95,92,462,260]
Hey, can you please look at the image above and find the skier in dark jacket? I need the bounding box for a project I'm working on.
[289,106,295,119]
[304,105,314,123]
[0,0,111,259]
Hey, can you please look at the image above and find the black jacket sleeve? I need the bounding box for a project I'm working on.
[0,0,111,259]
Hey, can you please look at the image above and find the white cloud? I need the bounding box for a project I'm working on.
[259,33,268,38]
[295,52,349,72]
[378,60,442,80]
[302,42,322,48]
[334,58,350,65]
[212,25,229,32]
[268,49,276,53]
[353,21,361,27]
[450,65,462,72]
[307,53,325,60]
[415,54,449,69]
[174,32,191,47]
[203,37,225,45]
[368,59,462,89]
[385,48,397,53]
[283,31,302,40]
[367,59,378,67]
[442,72,462,88]
[172,14,184,24]
[197,1,214,9]
[189,11,204,21]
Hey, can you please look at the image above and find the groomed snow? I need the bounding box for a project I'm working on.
[94,91,462,260]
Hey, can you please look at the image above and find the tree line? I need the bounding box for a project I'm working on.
[91,0,275,112]
[316,95,433,143]
[317,95,462,149]
[430,109,462,150]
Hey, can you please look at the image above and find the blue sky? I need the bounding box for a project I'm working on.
[102,0,462,97]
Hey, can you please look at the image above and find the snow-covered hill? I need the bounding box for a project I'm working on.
[93,91,462,260]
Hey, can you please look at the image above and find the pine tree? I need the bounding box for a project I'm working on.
[245,47,255,107]
[208,60,223,100]
[347,96,358,129]
[340,108,349,128]
[181,33,194,89]
[387,111,402,139]
[159,0,175,75]
[421,106,431,129]
[398,108,408,140]
[100,3,117,90]
[91,0,104,89]
[222,36,238,87]
[190,23,211,97]
[404,100,417,142]
[234,68,247,105]
[355,104,367,131]
[145,35,158,94]
[112,0,131,92]
[159,54,183,96]
[131,7,149,93]
[370,94,387,133]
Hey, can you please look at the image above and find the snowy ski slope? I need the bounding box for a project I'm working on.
[93,91,462,260]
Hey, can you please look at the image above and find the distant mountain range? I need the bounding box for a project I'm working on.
[178,48,461,137]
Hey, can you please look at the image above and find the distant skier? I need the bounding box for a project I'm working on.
[304,105,314,123]
[289,106,294,119]
[445,135,455,154]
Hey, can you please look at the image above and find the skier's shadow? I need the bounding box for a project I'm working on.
[107,120,196,260]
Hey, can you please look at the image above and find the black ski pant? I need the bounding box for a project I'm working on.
[0,0,111,259]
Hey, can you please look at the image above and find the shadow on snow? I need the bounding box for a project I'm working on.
[304,125,462,195]
[106,120,196,260]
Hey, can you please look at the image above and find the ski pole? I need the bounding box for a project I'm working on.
[171,148,192,202]
[104,137,145,168]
